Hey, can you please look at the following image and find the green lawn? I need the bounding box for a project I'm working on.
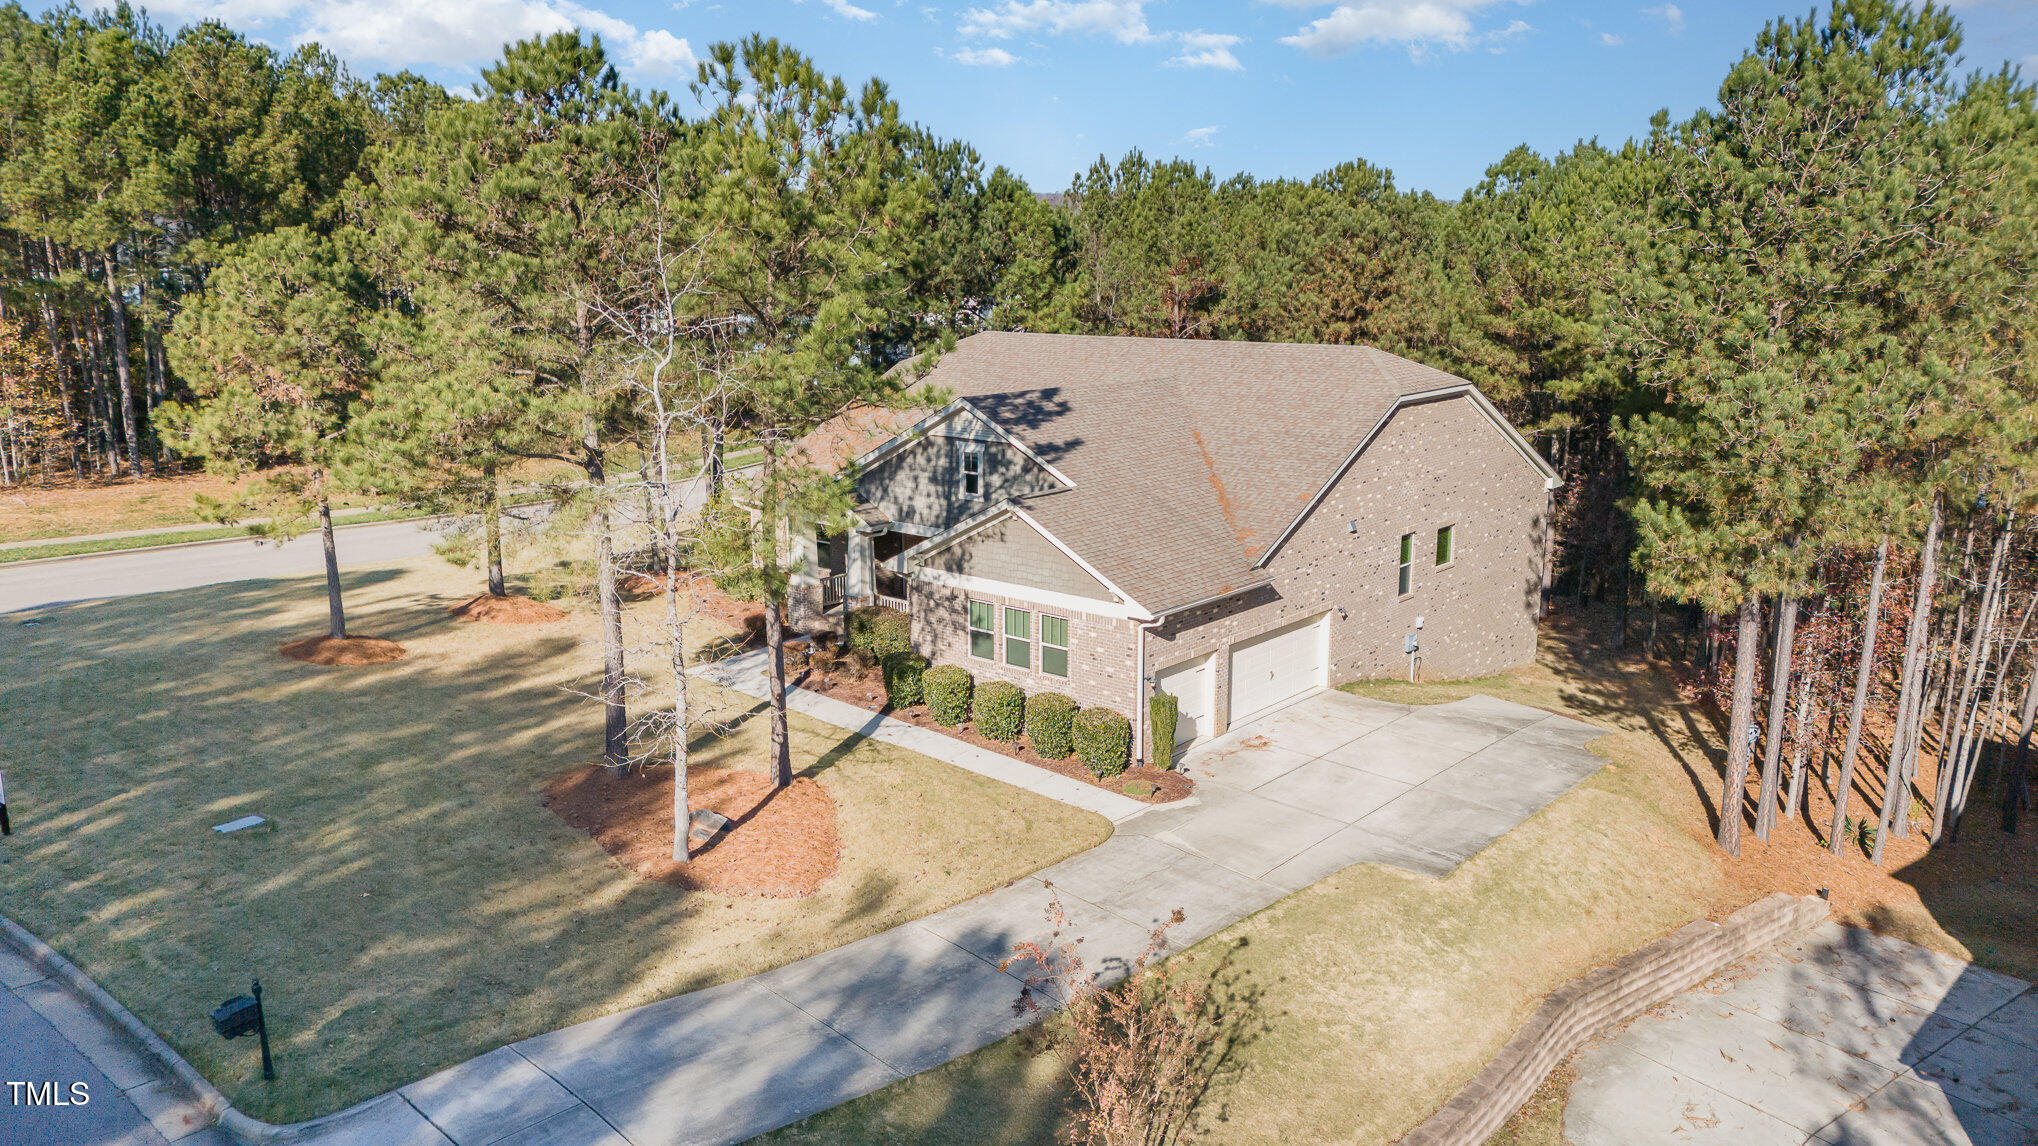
[0,558,1108,1122]
[765,623,1734,1144]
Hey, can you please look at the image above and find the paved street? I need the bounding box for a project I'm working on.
[0,938,219,1145]
[0,519,450,615]
[1567,921,2038,1145]
[0,683,1611,1145]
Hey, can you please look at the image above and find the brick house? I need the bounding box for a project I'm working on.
[788,331,1561,765]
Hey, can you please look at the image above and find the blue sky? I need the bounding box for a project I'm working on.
[134,0,2038,197]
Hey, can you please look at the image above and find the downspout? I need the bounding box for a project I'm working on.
[1135,616,1162,768]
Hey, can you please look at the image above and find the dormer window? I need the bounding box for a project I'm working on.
[959,443,984,500]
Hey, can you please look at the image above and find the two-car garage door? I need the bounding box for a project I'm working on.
[1227,612,1329,726]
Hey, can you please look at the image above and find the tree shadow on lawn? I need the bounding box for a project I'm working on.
[0,565,1088,1124]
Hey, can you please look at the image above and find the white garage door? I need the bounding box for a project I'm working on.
[1154,655,1215,746]
[1228,613,1328,725]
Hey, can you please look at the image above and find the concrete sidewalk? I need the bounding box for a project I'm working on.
[2,687,1610,1145]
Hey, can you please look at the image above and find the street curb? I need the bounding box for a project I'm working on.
[0,913,421,1143]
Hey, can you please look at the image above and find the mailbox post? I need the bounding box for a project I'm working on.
[211,979,275,1080]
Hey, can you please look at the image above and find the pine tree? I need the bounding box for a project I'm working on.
[158,226,376,638]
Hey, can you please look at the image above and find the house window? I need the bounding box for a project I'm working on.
[968,600,995,659]
[1004,606,1032,669]
[1041,614,1069,678]
[1435,525,1454,567]
[814,532,833,572]
[1398,532,1415,596]
[959,443,984,500]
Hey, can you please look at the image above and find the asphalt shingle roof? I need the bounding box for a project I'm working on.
[912,331,1476,614]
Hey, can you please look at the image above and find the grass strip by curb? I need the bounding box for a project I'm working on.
[0,509,435,565]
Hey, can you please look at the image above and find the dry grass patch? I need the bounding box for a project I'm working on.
[0,558,1108,1123]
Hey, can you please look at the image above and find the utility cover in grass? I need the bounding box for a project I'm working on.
[278,635,407,665]
[544,765,840,898]
[445,593,567,624]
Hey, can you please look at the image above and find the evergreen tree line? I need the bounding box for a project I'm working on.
[2,0,2034,858]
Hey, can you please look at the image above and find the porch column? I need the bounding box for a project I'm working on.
[846,529,875,603]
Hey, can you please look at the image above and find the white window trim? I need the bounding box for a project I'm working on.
[967,599,996,661]
[1003,605,1033,669]
[958,442,985,501]
[1398,532,1415,598]
[1040,613,1070,678]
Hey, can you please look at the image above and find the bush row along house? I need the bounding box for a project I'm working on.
[788,332,1561,765]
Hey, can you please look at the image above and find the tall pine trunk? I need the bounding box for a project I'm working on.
[1829,536,1889,855]
[1755,595,1798,840]
[2003,659,2037,835]
[593,471,628,772]
[484,464,506,597]
[1883,501,1942,825]
[317,479,347,640]
[1718,595,1763,857]
[1786,668,1814,819]
[760,451,793,789]
[657,434,692,862]
[1932,524,2009,846]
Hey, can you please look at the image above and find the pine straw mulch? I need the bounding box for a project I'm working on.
[620,574,767,645]
[794,664,1194,803]
[542,764,840,898]
[1710,735,2038,937]
[445,593,568,624]
[277,635,408,666]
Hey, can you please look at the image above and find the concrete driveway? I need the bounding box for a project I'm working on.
[1567,921,2038,1145]
[1162,689,1610,885]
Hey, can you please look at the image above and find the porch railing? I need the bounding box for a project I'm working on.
[821,573,846,613]
[874,568,911,612]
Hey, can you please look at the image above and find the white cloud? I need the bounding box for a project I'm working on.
[1277,0,1529,59]
[1182,124,1219,147]
[142,0,699,80]
[960,0,1157,44]
[1599,31,1622,46]
[1641,4,1684,33]
[1169,29,1243,70]
[631,28,699,76]
[797,0,878,21]
[949,46,1019,65]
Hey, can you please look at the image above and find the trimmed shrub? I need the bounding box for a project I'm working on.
[1148,692,1180,769]
[924,665,974,725]
[974,681,1026,742]
[846,606,912,659]
[1073,708,1132,778]
[881,651,929,708]
[1026,692,1079,759]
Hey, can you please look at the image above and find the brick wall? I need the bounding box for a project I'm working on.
[1147,394,1549,739]
[910,579,1140,715]
[1394,893,1831,1146]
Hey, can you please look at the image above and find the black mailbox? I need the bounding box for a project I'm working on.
[212,995,261,1039]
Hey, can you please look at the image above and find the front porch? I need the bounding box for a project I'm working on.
[816,518,927,617]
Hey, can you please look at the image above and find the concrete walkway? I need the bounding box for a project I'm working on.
[2,685,1609,1146]
[1567,921,2038,1145]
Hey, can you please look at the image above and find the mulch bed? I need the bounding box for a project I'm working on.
[278,635,408,666]
[795,663,1193,804]
[543,764,840,898]
[446,593,568,624]
[621,575,767,645]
